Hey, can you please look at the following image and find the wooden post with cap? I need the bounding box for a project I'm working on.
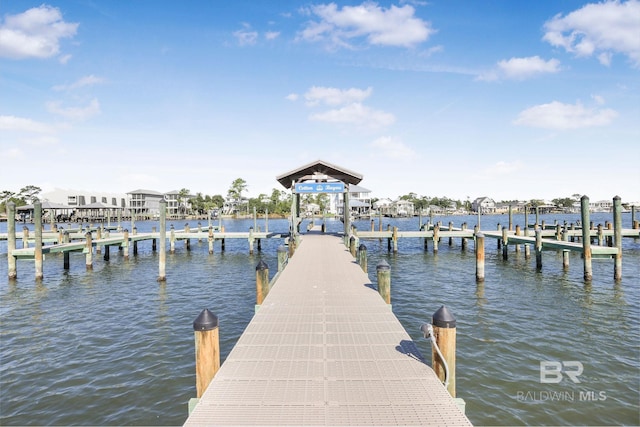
[475,232,485,282]
[158,200,167,282]
[256,260,269,306]
[613,196,622,281]
[34,201,43,279]
[277,245,287,272]
[580,195,592,282]
[376,260,391,304]
[193,309,220,398]
[358,243,367,273]
[7,202,17,279]
[432,305,456,397]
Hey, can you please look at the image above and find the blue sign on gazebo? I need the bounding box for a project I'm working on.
[294,183,345,193]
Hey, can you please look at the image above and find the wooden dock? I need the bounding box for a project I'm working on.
[351,196,638,282]
[184,229,471,426]
[1,202,288,280]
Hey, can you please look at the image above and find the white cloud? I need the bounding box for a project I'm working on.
[265,31,280,40]
[0,115,55,133]
[0,5,78,59]
[59,53,72,64]
[309,102,395,128]
[370,136,415,159]
[46,98,101,120]
[233,24,258,46]
[514,100,618,130]
[286,93,299,101]
[304,86,372,106]
[298,85,394,129]
[498,56,561,79]
[543,0,640,67]
[477,56,561,81]
[299,2,434,49]
[52,75,105,91]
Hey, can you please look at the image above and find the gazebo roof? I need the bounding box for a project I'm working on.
[276,159,363,189]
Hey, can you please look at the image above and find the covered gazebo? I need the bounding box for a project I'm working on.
[276,159,363,236]
[16,201,72,223]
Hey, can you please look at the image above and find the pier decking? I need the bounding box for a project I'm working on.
[184,229,471,426]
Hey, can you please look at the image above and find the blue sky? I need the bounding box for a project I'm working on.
[1,0,639,203]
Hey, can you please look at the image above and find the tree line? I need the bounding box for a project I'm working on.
[0,181,587,217]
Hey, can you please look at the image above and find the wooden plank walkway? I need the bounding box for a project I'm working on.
[184,229,471,426]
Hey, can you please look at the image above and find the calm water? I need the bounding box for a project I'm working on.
[1,214,638,426]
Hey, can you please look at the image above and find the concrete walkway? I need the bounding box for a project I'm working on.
[184,231,471,426]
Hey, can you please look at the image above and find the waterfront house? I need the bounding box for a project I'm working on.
[373,198,393,216]
[222,196,248,216]
[590,199,613,212]
[332,184,372,217]
[127,189,164,218]
[164,190,195,218]
[472,197,496,214]
[495,202,526,214]
[39,188,127,220]
[373,198,415,217]
[391,199,415,217]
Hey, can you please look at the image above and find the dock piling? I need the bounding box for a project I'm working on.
[349,236,356,257]
[123,229,130,260]
[501,226,508,260]
[613,196,622,281]
[7,202,16,278]
[193,309,220,399]
[256,260,269,306]
[562,226,570,270]
[433,224,439,254]
[431,306,456,397]
[85,231,93,270]
[581,196,593,282]
[158,200,167,282]
[358,243,367,273]
[535,227,543,270]
[461,223,467,251]
[170,225,175,254]
[475,232,485,282]
[392,226,398,253]
[22,226,29,249]
[277,245,287,272]
[63,231,70,269]
[376,260,391,304]
[96,227,102,254]
[34,201,43,280]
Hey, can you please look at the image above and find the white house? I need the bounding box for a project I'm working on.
[331,184,372,216]
[472,197,496,214]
